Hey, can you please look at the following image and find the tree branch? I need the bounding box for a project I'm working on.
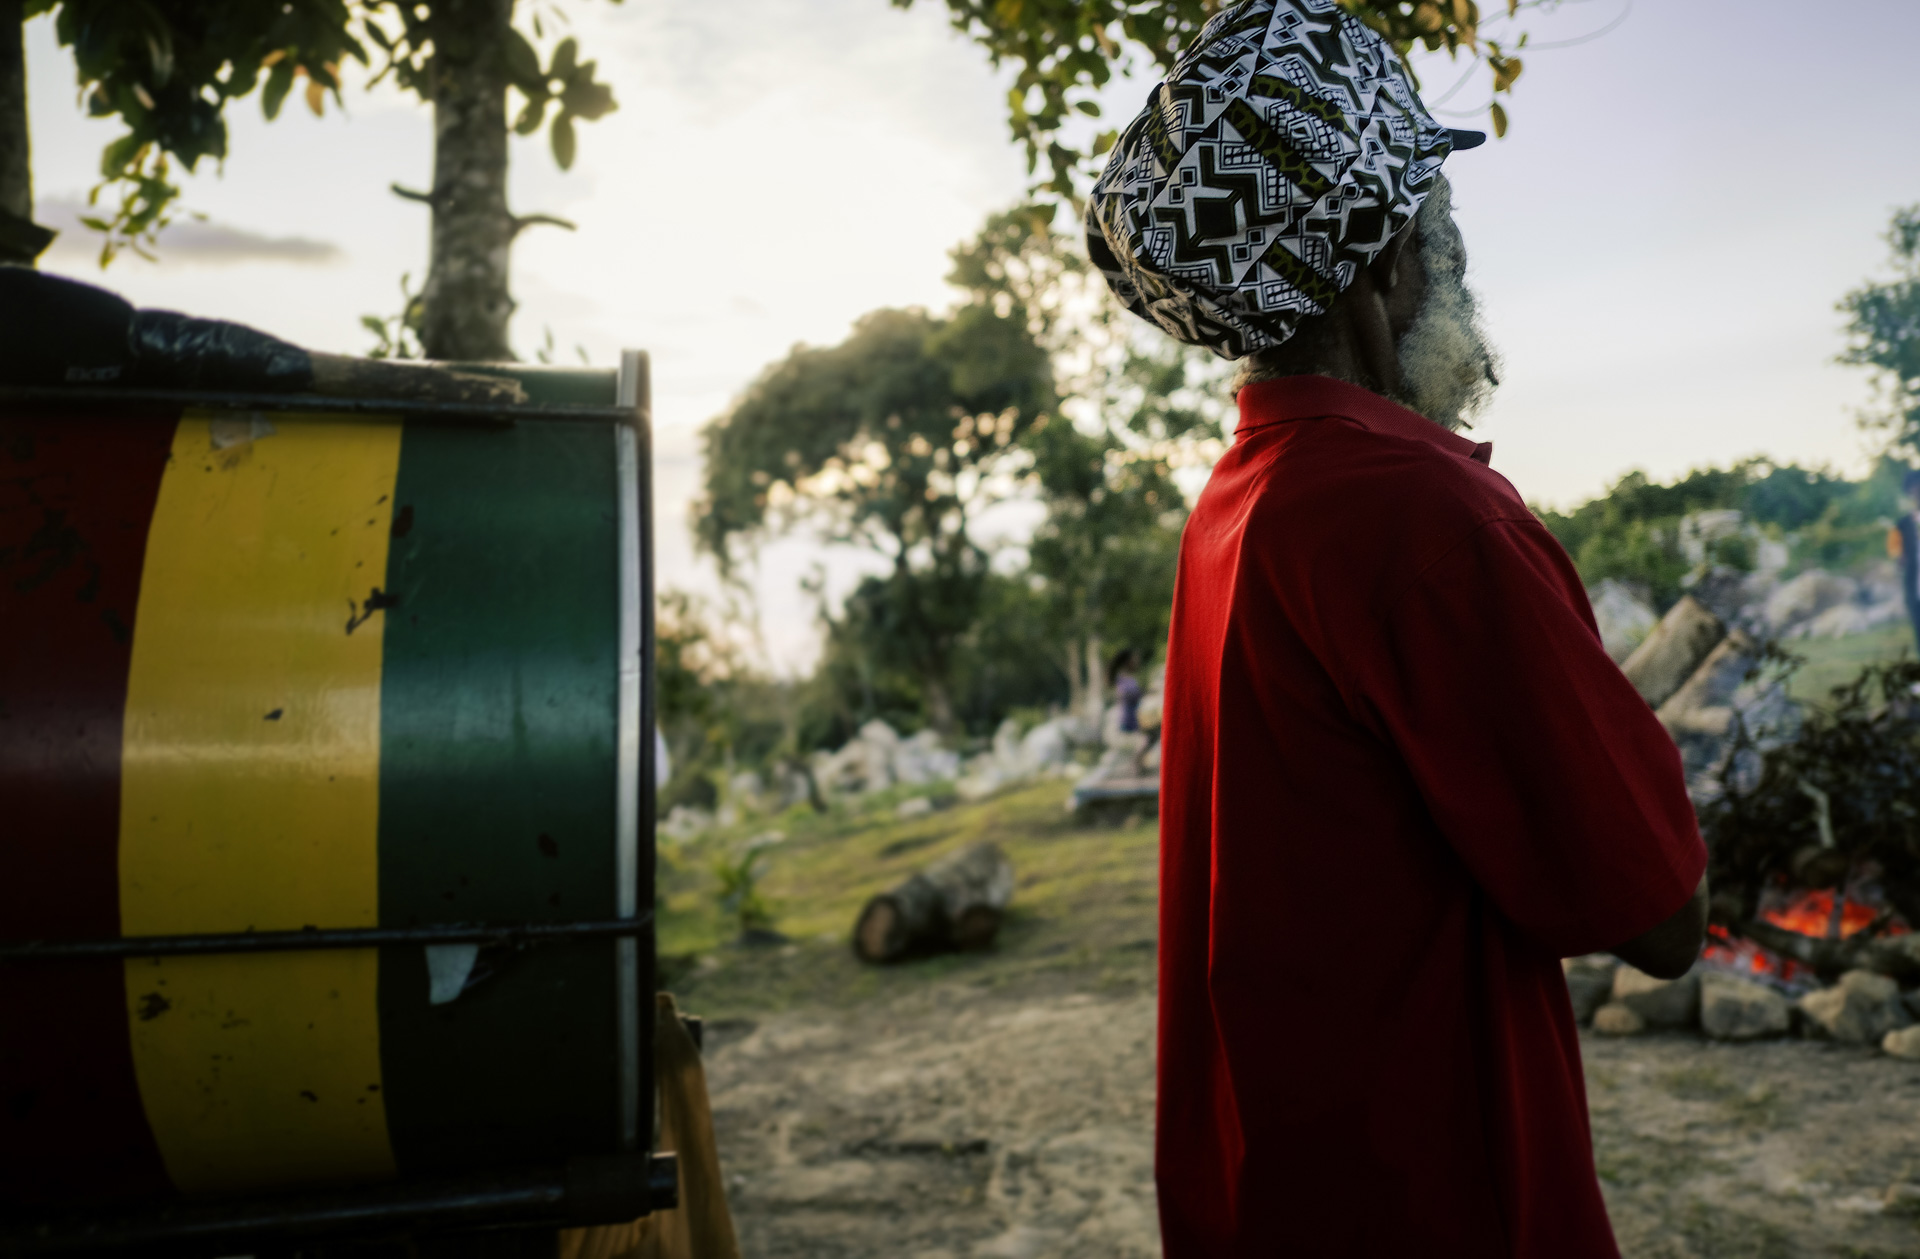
[510,211,577,237]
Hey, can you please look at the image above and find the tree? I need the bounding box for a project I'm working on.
[1840,204,1920,457]
[12,1,617,358]
[5,1,363,265]
[358,0,618,359]
[895,0,1540,202]
[694,305,1056,734]
[949,200,1221,720]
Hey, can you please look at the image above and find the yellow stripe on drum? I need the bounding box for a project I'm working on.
[119,414,401,1194]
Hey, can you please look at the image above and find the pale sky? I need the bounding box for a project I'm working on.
[24,0,1920,669]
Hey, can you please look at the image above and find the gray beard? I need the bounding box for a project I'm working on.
[1390,185,1500,431]
[1229,176,1502,432]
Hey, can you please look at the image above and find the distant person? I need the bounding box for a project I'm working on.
[1107,647,1157,776]
[1087,4,1707,1255]
[1892,469,1920,652]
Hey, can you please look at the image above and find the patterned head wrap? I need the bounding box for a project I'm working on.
[1087,0,1465,360]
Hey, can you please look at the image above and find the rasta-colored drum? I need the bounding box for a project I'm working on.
[0,360,664,1244]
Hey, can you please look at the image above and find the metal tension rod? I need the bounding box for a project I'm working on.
[0,914,655,962]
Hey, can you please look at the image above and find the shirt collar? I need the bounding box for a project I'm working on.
[1235,375,1493,466]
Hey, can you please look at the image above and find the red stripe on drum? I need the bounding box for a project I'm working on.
[0,416,177,1206]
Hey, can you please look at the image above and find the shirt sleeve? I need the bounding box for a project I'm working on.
[1345,516,1707,958]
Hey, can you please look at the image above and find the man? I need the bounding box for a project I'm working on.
[1085,3,1708,1254]
[1892,469,1920,652]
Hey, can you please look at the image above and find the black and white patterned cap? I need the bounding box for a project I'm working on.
[1087,0,1463,360]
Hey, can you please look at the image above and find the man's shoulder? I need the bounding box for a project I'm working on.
[1237,409,1530,539]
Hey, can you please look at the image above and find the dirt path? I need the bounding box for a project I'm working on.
[704,984,1920,1258]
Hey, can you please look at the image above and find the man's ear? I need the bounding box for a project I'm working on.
[1369,220,1418,293]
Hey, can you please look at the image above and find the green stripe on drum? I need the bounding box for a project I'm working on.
[376,422,622,1174]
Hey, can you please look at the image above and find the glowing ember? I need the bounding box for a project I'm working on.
[1701,923,1819,993]
[1699,888,1909,996]
[1758,888,1902,940]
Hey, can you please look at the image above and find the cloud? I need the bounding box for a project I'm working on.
[35,196,343,266]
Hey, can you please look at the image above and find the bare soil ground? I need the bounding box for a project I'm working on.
[665,777,1920,1257]
[700,983,1920,1258]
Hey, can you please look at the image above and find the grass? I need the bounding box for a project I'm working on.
[1784,622,1915,707]
[656,779,1159,1019]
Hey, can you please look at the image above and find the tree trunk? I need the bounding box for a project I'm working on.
[1083,630,1105,729]
[0,2,51,266]
[0,3,26,219]
[1620,595,1724,710]
[853,842,1014,963]
[1063,636,1084,724]
[420,0,517,361]
[920,672,957,737]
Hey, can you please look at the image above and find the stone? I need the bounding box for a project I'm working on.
[1612,965,1701,1029]
[1562,955,1618,1024]
[1019,720,1071,771]
[1801,970,1913,1044]
[1700,973,1791,1041]
[1882,1025,1920,1060]
[661,804,714,841]
[1861,934,1920,986]
[1592,1003,1645,1036]
[1588,579,1658,662]
[1762,569,1856,635]
[896,796,933,820]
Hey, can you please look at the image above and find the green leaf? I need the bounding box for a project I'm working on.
[263,61,295,120]
[364,20,394,52]
[551,113,577,170]
[550,37,579,81]
[514,98,548,136]
[361,315,389,335]
[99,133,142,179]
[503,27,543,91]
[79,216,111,232]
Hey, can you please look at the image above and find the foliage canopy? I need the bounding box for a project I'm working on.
[1840,204,1920,456]
[897,0,1538,201]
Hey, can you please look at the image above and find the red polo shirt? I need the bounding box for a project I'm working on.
[1156,377,1705,1257]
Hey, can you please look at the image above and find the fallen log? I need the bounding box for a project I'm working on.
[1621,595,1725,709]
[854,842,1014,963]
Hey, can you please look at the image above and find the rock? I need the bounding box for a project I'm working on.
[1882,1025,1920,1060]
[1612,965,1702,1029]
[1589,579,1658,662]
[1800,970,1913,1044]
[1019,720,1071,771]
[893,728,961,785]
[1592,1003,1646,1036]
[1762,569,1856,635]
[1563,955,1618,1024]
[895,796,933,820]
[1700,973,1791,1040]
[1678,509,1746,567]
[1799,597,1904,640]
[661,804,715,841]
[1861,934,1920,985]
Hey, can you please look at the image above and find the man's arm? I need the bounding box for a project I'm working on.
[1608,872,1707,979]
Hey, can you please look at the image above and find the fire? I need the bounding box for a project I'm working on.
[1757,887,1902,940]
[1701,923,1819,992]
[1699,887,1908,995]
